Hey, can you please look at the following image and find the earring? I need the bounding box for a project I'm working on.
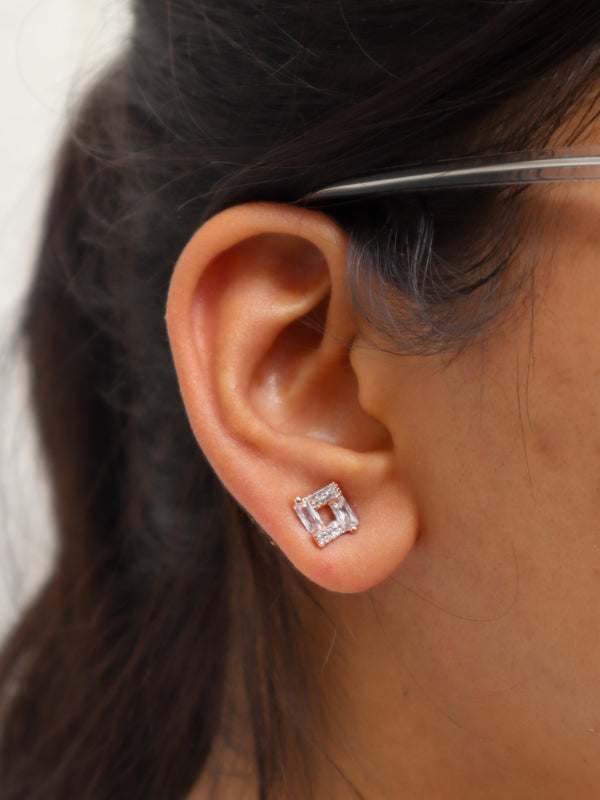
[293,481,359,548]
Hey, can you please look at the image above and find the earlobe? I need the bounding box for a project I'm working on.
[166,202,419,593]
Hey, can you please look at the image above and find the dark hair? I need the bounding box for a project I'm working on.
[1,2,600,798]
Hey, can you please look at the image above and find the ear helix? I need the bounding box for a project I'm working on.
[293,481,359,548]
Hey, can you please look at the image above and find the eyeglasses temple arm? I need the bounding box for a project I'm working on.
[301,151,600,203]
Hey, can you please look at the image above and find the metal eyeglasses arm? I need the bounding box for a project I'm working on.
[301,148,600,203]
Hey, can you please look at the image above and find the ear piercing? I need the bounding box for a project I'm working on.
[293,482,359,548]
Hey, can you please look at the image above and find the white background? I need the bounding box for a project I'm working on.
[0,0,131,637]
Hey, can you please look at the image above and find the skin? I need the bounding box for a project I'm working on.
[167,180,600,798]
[313,183,600,799]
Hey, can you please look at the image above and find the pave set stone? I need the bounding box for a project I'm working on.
[293,482,359,548]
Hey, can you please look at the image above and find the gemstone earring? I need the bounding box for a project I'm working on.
[293,482,359,548]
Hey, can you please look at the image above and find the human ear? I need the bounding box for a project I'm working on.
[166,203,418,593]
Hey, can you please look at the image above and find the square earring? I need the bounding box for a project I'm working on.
[293,482,359,548]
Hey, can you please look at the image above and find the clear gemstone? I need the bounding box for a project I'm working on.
[306,481,341,508]
[330,497,359,531]
[293,499,322,533]
[314,521,343,547]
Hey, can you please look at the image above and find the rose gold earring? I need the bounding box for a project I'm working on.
[293,481,359,548]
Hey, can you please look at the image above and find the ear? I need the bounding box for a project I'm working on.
[166,202,418,593]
